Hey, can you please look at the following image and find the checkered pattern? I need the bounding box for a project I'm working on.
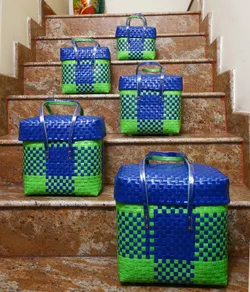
[120,93,137,119]
[163,92,181,120]
[116,203,228,285]
[138,120,163,134]
[23,140,103,196]
[23,145,46,176]
[117,205,149,259]
[120,90,182,134]
[62,63,76,84]
[74,143,102,176]
[94,63,111,84]
[194,208,228,262]
[117,38,156,60]
[61,59,111,94]
[154,259,195,284]
[46,176,74,194]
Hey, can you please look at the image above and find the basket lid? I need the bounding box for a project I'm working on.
[119,74,183,91]
[114,163,229,206]
[19,115,106,142]
[116,26,156,38]
[60,47,111,61]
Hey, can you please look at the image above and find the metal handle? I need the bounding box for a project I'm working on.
[39,99,84,160]
[136,62,165,98]
[72,38,100,66]
[139,151,194,231]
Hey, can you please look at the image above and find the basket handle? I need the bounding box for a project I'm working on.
[136,62,165,98]
[139,151,194,231]
[72,38,100,66]
[39,99,84,160]
[126,14,147,43]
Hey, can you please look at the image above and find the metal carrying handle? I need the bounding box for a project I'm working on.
[126,13,147,44]
[139,151,194,231]
[136,62,165,98]
[39,99,84,160]
[72,38,100,66]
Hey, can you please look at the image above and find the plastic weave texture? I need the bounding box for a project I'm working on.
[116,26,156,60]
[60,47,111,94]
[23,140,104,196]
[19,115,106,196]
[119,74,183,135]
[115,163,229,285]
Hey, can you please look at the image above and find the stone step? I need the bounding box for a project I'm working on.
[7,92,226,135]
[0,184,249,259]
[35,33,206,62]
[0,256,248,291]
[23,59,213,95]
[45,12,201,37]
[0,133,243,185]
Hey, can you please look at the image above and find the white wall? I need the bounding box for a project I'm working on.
[191,0,250,113]
[0,0,69,76]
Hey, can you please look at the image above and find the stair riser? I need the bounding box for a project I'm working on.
[46,14,200,37]
[0,143,243,185]
[0,207,248,257]
[24,63,212,95]
[8,98,226,135]
[35,37,206,62]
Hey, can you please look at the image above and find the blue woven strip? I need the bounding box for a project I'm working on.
[60,47,111,61]
[119,75,183,91]
[116,26,156,38]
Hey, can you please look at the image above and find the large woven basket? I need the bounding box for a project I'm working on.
[19,100,106,196]
[116,14,157,60]
[119,62,183,135]
[60,38,111,94]
[115,152,229,286]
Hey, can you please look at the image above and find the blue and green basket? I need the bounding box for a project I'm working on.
[19,100,106,196]
[119,62,183,135]
[116,14,157,60]
[115,152,229,286]
[60,38,111,94]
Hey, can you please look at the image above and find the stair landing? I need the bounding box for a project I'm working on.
[0,257,248,291]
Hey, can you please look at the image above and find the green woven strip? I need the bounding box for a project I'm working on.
[23,140,103,196]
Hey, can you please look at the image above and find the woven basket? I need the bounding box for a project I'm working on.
[19,100,106,196]
[60,38,111,94]
[116,14,157,60]
[115,152,229,286]
[119,62,183,135]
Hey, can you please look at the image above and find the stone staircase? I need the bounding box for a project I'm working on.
[0,8,249,292]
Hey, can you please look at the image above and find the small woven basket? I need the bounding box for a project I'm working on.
[119,62,183,135]
[60,38,111,94]
[116,14,157,60]
[19,99,106,196]
[115,151,229,286]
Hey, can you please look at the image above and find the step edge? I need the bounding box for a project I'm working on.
[23,59,214,67]
[45,11,201,19]
[36,33,206,41]
[0,135,243,145]
[8,92,226,100]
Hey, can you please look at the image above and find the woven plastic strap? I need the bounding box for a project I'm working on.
[39,99,84,160]
[72,38,100,66]
[136,62,165,98]
[139,151,195,230]
[126,13,147,45]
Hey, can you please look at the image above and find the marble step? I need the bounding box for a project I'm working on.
[0,256,248,291]
[45,12,201,37]
[0,184,249,258]
[7,92,226,135]
[35,33,206,62]
[0,133,243,185]
[23,59,213,95]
